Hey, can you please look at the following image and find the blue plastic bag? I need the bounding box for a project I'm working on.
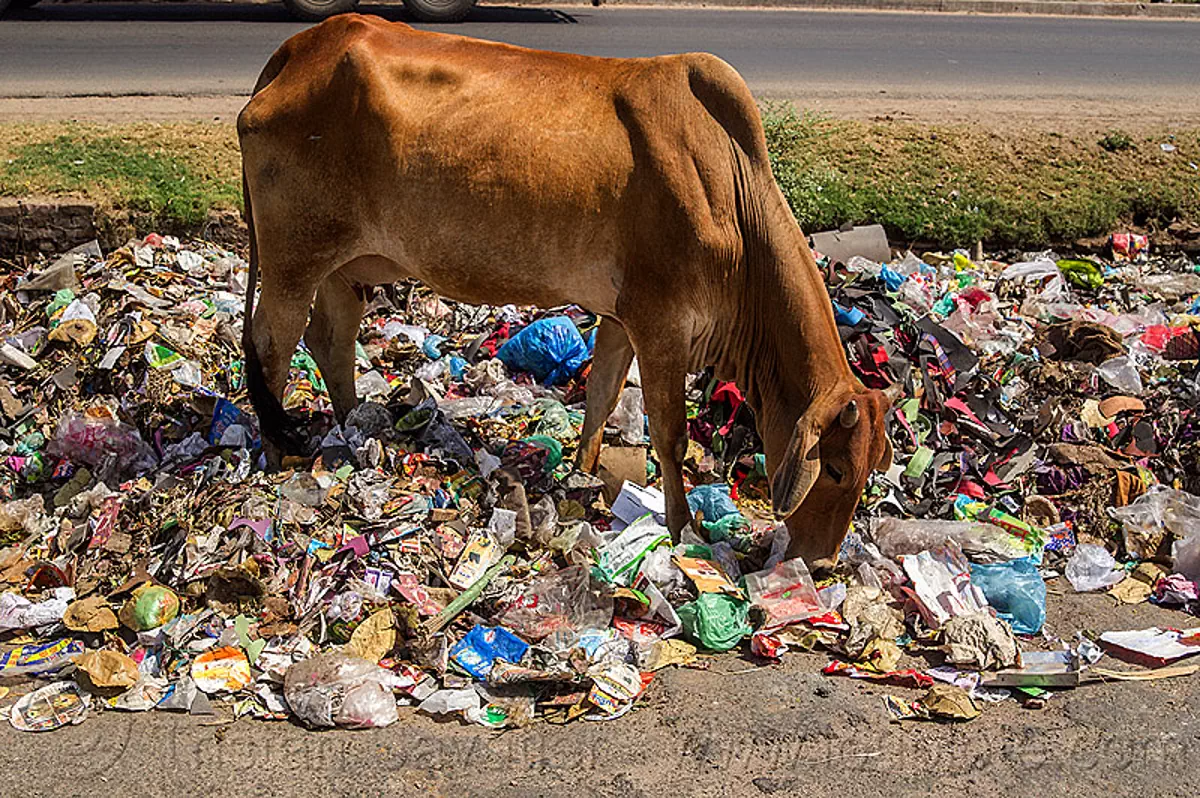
[497,317,590,386]
[969,557,1046,635]
[449,625,530,679]
[832,302,865,327]
[422,334,447,359]
[879,265,906,291]
[687,484,739,522]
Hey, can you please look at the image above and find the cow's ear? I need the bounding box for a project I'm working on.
[772,420,821,518]
[876,434,894,473]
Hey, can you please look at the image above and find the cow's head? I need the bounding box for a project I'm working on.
[764,384,896,575]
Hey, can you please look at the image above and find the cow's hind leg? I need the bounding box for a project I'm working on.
[246,273,318,461]
[305,271,367,425]
[576,319,635,474]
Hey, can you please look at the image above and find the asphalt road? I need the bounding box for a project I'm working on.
[2,3,1200,106]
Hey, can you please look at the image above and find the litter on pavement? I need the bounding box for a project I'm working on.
[3,228,1200,731]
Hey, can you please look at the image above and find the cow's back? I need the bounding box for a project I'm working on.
[239,15,761,316]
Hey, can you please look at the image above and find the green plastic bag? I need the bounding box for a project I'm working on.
[1057,259,1104,290]
[118,584,180,631]
[522,435,563,471]
[530,399,577,442]
[701,514,750,542]
[677,593,751,652]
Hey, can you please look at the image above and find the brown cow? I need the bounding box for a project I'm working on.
[238,15,893,569]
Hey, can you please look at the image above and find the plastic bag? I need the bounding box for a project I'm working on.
[593,515,671,586]
[871,517,1032,563]
[1057,258,1104,290]
[118,583,180,631]
[607,387,645,444]
[527,495,559,546]
[637,545,686,594]
[968,558,1046,635]
[48,411,158,480]
[1109,486,1200,571]
[0,495,48,536]
[283,653,399,729]
[1065,544,1124,592]
[1095,356,1143,393]
[0,588,73,633]
[686,484,739,523]
[532,399,577,441]
[439,395,502,421]
[418,688,481,716]
[900,542,990,628]
[496,565,613,641]
[677,593,751,652]
[449,625,530,679]
[745,557,823,631]
[496,317,590,385]
[998,258,1061,283]
[354,370,391,399]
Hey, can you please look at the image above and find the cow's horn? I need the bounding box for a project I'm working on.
[772,419,821,518]
[882,379,905,405]
[840,400,859,428]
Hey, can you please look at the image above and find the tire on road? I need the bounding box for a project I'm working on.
[281,0,359,22]
[0,0,38,15]
[402,0,477,23]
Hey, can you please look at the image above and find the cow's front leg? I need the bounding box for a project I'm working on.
[629,332,690,542]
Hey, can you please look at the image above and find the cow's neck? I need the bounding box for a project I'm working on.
[707,198,853,425]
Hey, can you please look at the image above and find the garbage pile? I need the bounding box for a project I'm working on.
[2,229,1200,732]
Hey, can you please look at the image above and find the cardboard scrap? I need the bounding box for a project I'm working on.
[644,639,697,671]
[984,650,1080,688]
[883,683,981,723]
[673,555,743,598]
[346,607,397,664]
[62,596,119,633]
[73,649,140,689]
[1099,628,1200,668]
[1089,664,1200,682]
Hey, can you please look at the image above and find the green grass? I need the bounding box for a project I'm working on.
[1,113,1199,250]
[0,123,241,229]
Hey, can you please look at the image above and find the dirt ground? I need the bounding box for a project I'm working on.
[1,581,1195,798]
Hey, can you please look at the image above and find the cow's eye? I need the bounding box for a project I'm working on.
[825,464,844,483]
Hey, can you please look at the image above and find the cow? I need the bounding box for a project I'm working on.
[238,14,894,570]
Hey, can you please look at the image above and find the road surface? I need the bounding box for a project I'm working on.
[1,589,1196,797]
[1,4,1199,127]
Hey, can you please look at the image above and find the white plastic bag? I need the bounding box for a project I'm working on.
[1064,544,1124,593]
[608,387,645,444]
[283,653,399,729]
[1109,486,1200,572]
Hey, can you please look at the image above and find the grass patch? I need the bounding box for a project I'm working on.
[761,104,1200,248]
[1,114,1199,249]
[0,122,240,229]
